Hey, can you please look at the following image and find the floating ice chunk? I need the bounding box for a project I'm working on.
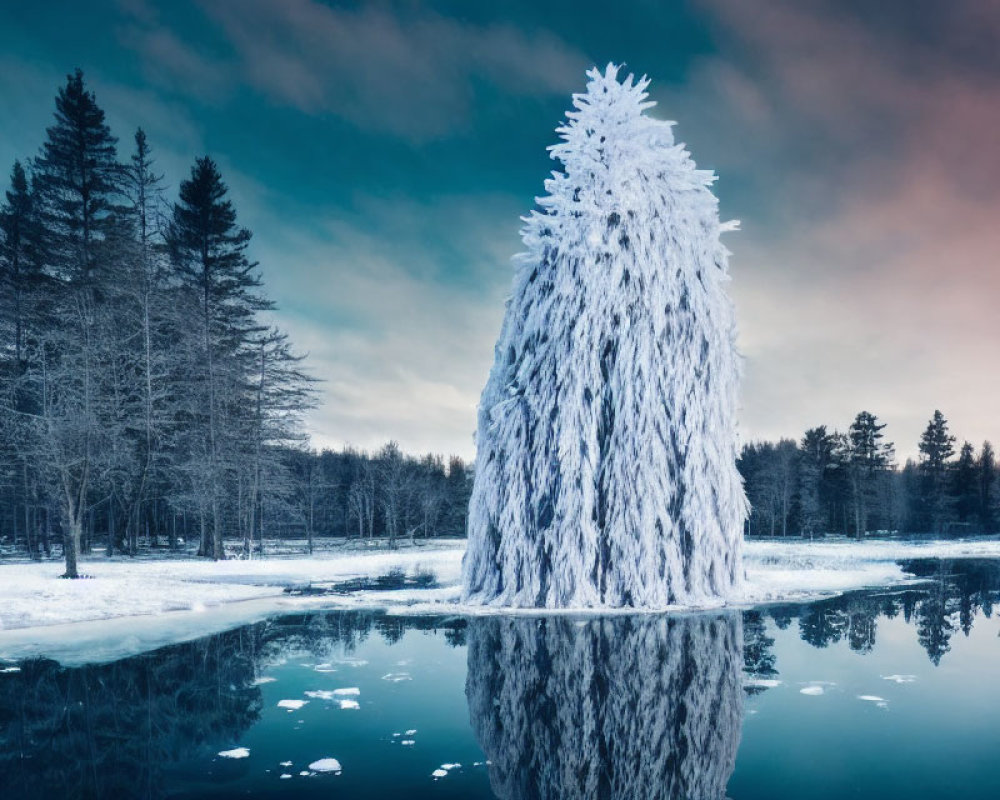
[800,686,824,696]
[858,695,889,707]
[405,729,417,735]
[304,690,336,701]
[339,699,360,710]
[309,758,342,773]
[336,657,368,667]
[1,666,22,674]
[882,674,916,684]
[299,770,311,776]
[382,672,412,682]
[218,747,250,759]
[432,769,448,778]
[280,761,293,767]
[279,774,292,779]
[442,763,461,770]
[332,687,360,696]
[252,676,276,685]
[392,732,401,737]
[277,699,308,711]
[401,740,415,746]
[744,678,781,689]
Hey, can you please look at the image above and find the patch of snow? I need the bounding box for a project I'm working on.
[0,666,20,673]
[277,699,307,711]
[308,758,342,773]
[252,676,276,685]
[218,747,250,759]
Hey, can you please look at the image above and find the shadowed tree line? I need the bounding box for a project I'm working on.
[0,70,472,571]
[739,409,997,538]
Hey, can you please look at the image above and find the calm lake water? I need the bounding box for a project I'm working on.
[1,559,998,799]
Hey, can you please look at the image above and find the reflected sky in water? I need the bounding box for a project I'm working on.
[0,559,998,799]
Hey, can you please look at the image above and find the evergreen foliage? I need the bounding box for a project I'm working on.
[464,65,746,608]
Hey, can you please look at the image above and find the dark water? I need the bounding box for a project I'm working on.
[1,559,998,799]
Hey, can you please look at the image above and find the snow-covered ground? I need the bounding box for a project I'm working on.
[1,537,998,665]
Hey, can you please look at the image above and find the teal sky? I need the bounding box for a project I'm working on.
[3,0,999,459]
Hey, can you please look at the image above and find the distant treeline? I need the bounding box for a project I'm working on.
[740,409,996,538]
[0,71,474,568]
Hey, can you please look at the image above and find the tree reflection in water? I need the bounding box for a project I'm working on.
[0,559,996,798]
[466,613,744,800]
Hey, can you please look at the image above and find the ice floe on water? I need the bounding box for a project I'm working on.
[277,699,308,711]
[405,729,417,735]
[304,690,336,700]
[800,686,825,696]
[280,761,293,767]
[882,674,917,683]
[252,676,276,685]
[338,699,360,709]
[332,686,360,695]
[401,739,415,746]
[858,695,889,708]
[218,747,250,759]
[308,758,342,774]
[382,672,411,682]
[313,663,336,673]
[430,763,462,779]
[279,774,292,779]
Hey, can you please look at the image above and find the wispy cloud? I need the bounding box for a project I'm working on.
[120,0,589,141]
[249,193,522,457]
[681,0,1000,454]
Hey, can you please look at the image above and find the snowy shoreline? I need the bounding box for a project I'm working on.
[1,537,999,665]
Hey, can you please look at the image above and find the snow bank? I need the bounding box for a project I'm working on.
[0,537,997,665]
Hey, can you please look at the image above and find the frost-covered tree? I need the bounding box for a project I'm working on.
[463,65,746,608]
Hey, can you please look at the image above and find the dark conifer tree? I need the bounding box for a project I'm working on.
[918,410,956,535]
[170,156,270,559]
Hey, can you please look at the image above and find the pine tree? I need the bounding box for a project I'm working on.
[951,441,977,529]
[463,65,746,608]
[170,156,271,559]
[841,411,894,538]
[0,160,44,368]
[976,442,996,533]
[799,426,835,537]
[29,70,125,578]
[918,410,955,535]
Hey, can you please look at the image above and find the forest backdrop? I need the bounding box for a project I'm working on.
[0,72,995,570]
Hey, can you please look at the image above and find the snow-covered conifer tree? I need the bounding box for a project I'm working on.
[462,64,747,608]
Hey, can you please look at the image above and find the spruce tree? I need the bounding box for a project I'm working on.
[463,66,746,608]
[800,426,835,537]
[918,410,955,535]
[951,442,977,528]
[170,156,270,559]
[0,160,44,367]
[976,442,996,533]
[30,70,124,578]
